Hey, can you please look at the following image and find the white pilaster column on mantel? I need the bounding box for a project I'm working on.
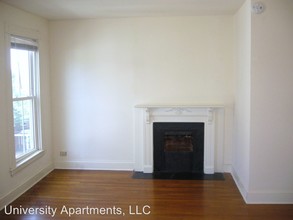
[134,105,224,174]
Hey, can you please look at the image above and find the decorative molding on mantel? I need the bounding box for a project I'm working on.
[135,105,224,125]
[135,104,225,108]
[134,105,225,175]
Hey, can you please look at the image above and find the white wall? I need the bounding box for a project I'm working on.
[1,0,292,207]
[0,2,53,209]
[232,0,251,200]
[50,16,234,170]
[249,0,293,203]
[233,0,293,204]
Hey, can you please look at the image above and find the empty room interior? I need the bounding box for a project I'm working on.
[0,0,293,219]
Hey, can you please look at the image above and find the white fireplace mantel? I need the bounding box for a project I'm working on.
[134,105,224,174]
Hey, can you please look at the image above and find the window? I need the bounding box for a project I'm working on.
[8,35,43,170]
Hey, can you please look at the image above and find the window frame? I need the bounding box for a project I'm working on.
[5,25,44,176]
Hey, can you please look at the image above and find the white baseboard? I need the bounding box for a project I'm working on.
[54,160,134,171]
[246,191,293,204]
[231,167,293,204]
[0,163,54,211]
[231,167,249,203]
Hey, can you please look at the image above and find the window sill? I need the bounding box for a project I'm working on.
[10,150,45,176]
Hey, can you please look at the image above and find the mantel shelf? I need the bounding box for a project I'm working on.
[135,104,225,108]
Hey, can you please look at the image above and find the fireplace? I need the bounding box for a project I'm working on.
[134,105,225,174]
[153,122,204,173]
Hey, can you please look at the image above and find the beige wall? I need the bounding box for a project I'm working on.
[1,0,292,206]
[49,16,234,169]
[249,0,293,202]
[233,0,293,203]
[232,0,251,200]
[0,2,53,209]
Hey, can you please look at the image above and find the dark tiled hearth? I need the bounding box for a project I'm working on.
[132,172,224,180]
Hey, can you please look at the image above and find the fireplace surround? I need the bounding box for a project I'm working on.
[134,105,225,174]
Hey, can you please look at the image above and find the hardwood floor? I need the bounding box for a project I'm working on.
[0,170,292,219]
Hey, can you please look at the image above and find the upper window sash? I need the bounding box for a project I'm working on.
[10,35,38,52]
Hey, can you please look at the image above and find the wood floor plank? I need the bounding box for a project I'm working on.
[0,170,292,219]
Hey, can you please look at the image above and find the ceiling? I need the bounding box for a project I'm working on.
[1,0,245,20]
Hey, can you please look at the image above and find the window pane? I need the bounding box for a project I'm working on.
[9,35,41,163]
[10,49,33,98]
[13,99,35,159]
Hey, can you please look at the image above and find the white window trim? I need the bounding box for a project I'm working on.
[5,24,44,176]
[10,150,45,176]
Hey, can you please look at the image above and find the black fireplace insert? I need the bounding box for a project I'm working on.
[153,122,204,173]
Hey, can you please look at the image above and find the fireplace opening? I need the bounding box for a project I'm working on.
[154,122,204,173]
[164,132,193,152]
